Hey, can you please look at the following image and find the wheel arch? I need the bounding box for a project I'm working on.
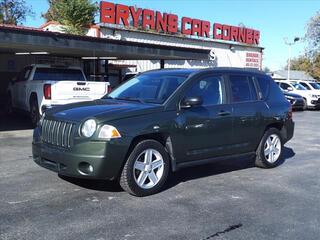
[29,92,38,111]
[123,132,177,174]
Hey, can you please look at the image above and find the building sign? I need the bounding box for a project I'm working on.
[245,52,260,68]
[100,1,260,45]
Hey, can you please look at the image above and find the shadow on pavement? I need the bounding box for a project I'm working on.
[0,113,33,132]
[165,146,295,191]
[57,147,295,193]
[58,175,123,192]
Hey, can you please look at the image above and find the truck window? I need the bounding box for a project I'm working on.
[33,68,85,81]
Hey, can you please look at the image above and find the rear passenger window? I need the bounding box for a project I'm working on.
[229,75,257,102]
[256,76,270,99]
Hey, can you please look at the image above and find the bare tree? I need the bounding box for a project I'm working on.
[0,0,34,25]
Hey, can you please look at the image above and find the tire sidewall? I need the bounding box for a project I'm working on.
[123,140,170,196]
[30,97,40,127]
[303,98,307,110]
[5,93,13,116]
[258,128,284,168]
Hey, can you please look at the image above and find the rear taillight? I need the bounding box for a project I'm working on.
[43,84,51,100]
[107,85,112,93]
[288,105,293,120]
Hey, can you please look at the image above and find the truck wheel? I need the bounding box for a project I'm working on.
[119,139,170,197]
[4,93,13,116]
[30,97,40,128]
[255,128,283,168]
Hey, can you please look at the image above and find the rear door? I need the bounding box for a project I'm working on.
[14,66,32,109]
[228,74,265,154]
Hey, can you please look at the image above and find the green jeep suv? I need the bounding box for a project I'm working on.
[33,68,294,196]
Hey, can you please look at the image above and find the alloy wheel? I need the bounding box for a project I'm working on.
[264,134,281,163]
[133,149,164,189]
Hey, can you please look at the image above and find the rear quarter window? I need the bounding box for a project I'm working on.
[256,75,270,99]
[268,78,287,102]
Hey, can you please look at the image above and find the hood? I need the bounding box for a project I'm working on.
[46,99,163,123]
[294,90,320,98]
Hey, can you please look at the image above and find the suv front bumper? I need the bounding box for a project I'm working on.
[32,127,130,180]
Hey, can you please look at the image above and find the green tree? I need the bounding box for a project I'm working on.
[0,0,33,25]
[263,67,271,73]
[306,10,320,56]
[43,0,98,35]
[290,55,312,72]
[288,54,320,80]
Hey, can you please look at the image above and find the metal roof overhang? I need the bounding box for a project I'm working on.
[0,26,210,60]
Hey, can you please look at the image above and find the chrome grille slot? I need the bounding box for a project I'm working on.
[41,119,74,148]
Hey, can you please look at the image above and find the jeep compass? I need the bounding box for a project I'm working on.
[33,68,294,196]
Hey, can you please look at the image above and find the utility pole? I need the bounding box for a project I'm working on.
[284,37,300,81]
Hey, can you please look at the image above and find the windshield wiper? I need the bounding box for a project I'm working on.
[115,97,145,103]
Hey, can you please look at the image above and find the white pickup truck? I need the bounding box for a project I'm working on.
[6,64,110,127]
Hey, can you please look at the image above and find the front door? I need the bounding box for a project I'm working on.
[174,74,234,162]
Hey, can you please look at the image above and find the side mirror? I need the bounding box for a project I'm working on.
[180,96,203,109]
[287,87,293,91]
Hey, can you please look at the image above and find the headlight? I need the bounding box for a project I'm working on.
[98,125,121,139]
[310,94,318,98]
[81,119,97,138]
[286,96,294,100]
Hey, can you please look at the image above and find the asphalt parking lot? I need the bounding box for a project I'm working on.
[0,111,319,240]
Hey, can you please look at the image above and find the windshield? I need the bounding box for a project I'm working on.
[292,83,307,90]
[105,72,190,104]
[310,82,320,90]
[33,68,86,81]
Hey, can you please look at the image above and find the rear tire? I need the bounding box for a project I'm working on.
[4,93,13,116]
[119,139,170,197]
[30,97,40,128]
[255,128,283,168]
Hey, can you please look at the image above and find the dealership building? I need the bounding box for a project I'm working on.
[0,1,263,100]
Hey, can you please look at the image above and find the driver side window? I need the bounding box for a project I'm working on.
[184,75,224,106]
[280,83,291,90]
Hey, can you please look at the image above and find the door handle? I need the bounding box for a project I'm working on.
[218,110,231,116]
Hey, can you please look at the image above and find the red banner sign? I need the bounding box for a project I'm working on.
[100,1,260,45]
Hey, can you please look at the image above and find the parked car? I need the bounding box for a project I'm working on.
[275,80,320,109]
[33,68,294,196]
[6,64,110,127]
[283,92,305,111]
[290,80,320,93]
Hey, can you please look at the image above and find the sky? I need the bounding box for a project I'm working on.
[24,0,320,71]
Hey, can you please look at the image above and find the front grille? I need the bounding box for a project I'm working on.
[41,119,74,148]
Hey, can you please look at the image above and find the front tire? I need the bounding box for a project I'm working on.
[303,98,307,110]
[30,97,40,128]
[119,140,170,197]
[255,128,283,168]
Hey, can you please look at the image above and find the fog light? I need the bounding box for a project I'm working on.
[78,162,94,175]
